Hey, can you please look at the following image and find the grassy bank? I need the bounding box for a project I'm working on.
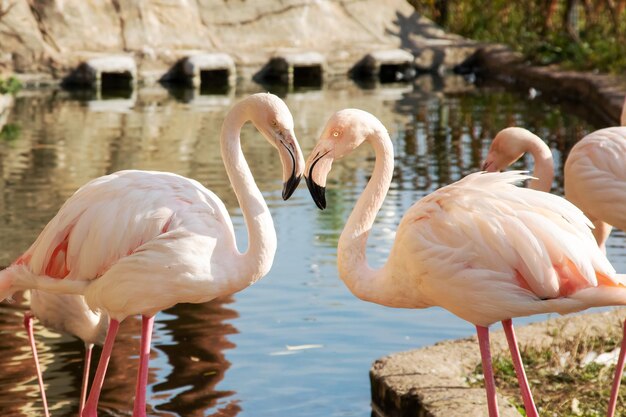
[468,322,626,416]
[410,0,626,73]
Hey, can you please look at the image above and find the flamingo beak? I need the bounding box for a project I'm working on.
[482,159,497,172]
[278,130,305,200]
[283,171,301,200]
[305,173,326,210]
[304,148,333,210]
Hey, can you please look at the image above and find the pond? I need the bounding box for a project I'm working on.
[0,75,624,417]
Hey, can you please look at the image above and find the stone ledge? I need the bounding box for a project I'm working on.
[371,309,626,417]
[456,45,626,125]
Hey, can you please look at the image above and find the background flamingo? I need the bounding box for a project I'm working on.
[304,109,626,417]
[0,93,304,417]
[22,291,107,417]
[481,120,626,416]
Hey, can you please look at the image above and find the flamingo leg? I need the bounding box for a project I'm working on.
[132,315,154,417]
[501,319,538,417]
[476,325,500,417]
[79,343,94,414]
[24,311,50,417]
[82,318,120,417]
[607,319,626,417]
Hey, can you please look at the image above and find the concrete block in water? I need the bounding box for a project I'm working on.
[180,53,236,88]
[351,49,415,82]
[67,55,137,88]
[257,52,325,85]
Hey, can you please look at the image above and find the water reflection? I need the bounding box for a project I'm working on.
[0,76,623,416]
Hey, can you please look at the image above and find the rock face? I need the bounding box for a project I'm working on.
[0,0,478,83]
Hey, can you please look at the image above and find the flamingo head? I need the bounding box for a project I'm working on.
[482,127,533,172]
[248,93,305,200]
[304,109,385,209]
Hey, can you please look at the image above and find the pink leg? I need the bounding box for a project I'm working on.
[24,312,50,417]
[608,319,626,417]
[476,325,500,417]
[79,343,94,414]
[502,319,538,417]
[81,318,120,417]
[132,315,154,417]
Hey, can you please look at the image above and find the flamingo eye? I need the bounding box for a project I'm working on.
[271,120,278,127]
[332,131,340,138]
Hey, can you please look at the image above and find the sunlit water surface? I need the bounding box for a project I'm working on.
[0,77,624,416]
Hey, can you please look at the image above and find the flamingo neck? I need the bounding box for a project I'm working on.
[337,127,394,304]
[523,132,554,192]
[621,96,626,126]
[221,103,276,284]
[512,129,554,192]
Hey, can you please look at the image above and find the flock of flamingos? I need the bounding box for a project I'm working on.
[0,92,625,417]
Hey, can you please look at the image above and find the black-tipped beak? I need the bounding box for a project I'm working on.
[282,173,302,200]
[305,175,326,210]
[481,160,491,171]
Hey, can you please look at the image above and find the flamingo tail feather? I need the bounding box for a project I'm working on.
[0,266,88,300]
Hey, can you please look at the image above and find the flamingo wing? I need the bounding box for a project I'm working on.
[564,127,626,231]
[21,170,236,282]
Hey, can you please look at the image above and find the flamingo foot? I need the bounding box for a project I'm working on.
[502,319,538,417]
[476,325,500,417]
[607,319,626,417]
[24,311,50,417]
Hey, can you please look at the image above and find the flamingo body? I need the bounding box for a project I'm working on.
[564,126,626,247]
[15,170,240,320]
[388,171,622,326]
[30,292,106,345]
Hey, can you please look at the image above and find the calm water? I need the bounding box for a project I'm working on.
[0,76,624,417]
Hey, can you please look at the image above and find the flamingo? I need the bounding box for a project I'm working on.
[304,108,626,417]
[483,124,626,416]
[22,291,108,417]
[0,92,304,417]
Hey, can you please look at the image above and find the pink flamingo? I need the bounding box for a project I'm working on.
[0,93,304,417]
[304,109,626,417]
[483,123,626,416]
[22,291,107,416]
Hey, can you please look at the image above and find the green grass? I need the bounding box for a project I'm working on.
[468,323,626,416]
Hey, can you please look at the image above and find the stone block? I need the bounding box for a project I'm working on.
[180,53,236,88]
[66,55,137,89]
[350,49,415,83]
[256,52,325,86]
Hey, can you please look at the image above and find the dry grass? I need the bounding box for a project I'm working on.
[469,320,626,416]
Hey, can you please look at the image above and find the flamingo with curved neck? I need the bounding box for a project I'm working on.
[484,122,626,416]
[0,93,304,417]
[482,127,554,192]
[23,291,108,416]
[305,109,626,417]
